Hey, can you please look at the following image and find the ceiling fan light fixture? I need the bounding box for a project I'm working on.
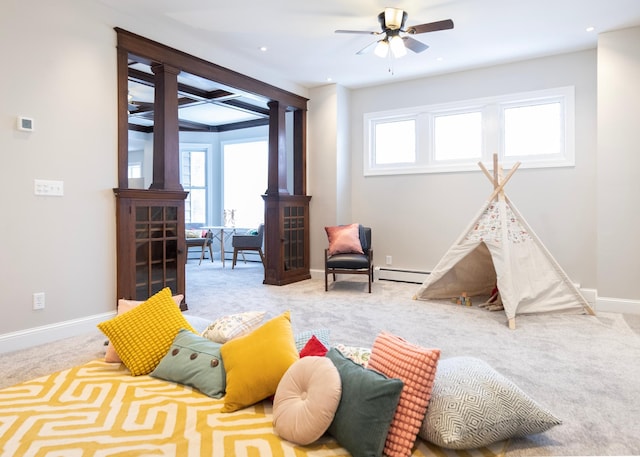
[389,35,407,57]
[384,7,405,30]
[374,39,390,58]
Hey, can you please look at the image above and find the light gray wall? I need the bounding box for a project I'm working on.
[309,50,598,292]
[0,0,304,349]
[597,26,640,303]
[308,84,353,263]
[308,43,640,311]
[1,0,119,338]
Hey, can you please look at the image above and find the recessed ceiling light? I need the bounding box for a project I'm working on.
[259,46,268,52]
[327,77,333,82]
[436,57,444,62]
[586,26,595,32]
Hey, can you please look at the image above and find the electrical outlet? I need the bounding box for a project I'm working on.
[385,255,392,265]
[33,292,45,310]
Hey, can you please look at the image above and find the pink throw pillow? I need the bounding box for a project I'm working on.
[325,223,363,256]
[368,331,441,457]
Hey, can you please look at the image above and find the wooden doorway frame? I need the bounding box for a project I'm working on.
[115,29,311,303]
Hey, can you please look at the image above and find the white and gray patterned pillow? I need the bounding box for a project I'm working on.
[419,357,561,449]
[294,328,331,352]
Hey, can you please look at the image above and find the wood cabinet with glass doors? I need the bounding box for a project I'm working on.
[114,188,188,309]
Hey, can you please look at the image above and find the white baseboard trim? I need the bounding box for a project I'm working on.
[579,288,597,309]
[596,296,640,315]
[0,311,116,355]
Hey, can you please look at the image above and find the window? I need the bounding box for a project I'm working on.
[373,118,416,164]
[128,162,142,178]
[180,146,207,225]
[364,86,574,175]
[503,101,563,158]
[433,111,483,162]
[223,139,268,228]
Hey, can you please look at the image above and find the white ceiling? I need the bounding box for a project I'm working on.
[98,0,640,90]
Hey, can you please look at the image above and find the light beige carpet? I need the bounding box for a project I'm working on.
[1,260,639,456]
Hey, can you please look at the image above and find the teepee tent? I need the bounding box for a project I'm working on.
[413,156,594,329]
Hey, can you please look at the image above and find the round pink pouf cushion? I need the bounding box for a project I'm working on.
[273,356,342,445]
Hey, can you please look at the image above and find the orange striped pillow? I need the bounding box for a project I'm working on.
[368,331,440,457]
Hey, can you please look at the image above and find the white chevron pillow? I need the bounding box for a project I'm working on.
[419,357,561,449]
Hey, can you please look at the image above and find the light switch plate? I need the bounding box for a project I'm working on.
[34,179,64,196]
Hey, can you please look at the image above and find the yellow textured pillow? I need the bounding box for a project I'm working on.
[105,294,184,363]
[97,288,196,376]
[220,311,299,412]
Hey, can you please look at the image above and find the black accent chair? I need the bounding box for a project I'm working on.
[325,225,374,293]
[232,224,265,268]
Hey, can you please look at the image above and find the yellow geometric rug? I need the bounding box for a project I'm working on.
[0,360,509,456]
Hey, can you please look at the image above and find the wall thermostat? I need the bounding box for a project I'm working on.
[17,116,34,132]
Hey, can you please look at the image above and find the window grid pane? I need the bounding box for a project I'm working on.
[374,119,416,164]
[181,149,207,225]
[504,102,562,157]
[434,112,483,161]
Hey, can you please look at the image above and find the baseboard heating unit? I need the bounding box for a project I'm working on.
[375,267,430,284]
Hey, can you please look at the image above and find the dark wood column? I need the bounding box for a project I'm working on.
[263,104,311,286]
[116,47,129,189]
[293,109,307,195]
[266,101,289,196]
[149,63,183,191]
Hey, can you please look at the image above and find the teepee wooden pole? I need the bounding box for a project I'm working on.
[486,162,521,202]
[478,161,494,184]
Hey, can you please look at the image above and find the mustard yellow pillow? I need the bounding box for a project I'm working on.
[97,287,196,376]
[220,311,299,412]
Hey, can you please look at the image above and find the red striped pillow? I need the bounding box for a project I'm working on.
[368,331,440,457]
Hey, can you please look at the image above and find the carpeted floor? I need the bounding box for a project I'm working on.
[1,259,639,456]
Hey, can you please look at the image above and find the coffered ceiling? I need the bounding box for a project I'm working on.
[127,61,270,133]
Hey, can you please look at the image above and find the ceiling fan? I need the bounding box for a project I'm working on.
[335,7,454,58]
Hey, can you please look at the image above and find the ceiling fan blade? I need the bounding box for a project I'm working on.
[356,40,379,55]
[335,29,379,35]
[402,36,429,53]
[407,19,454,35]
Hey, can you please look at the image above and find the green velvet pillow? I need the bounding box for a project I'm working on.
[150,329,226,398]
[326,347,403,457]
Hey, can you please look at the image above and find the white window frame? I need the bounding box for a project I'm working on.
[180,143,210,225]
[363,86,575,176]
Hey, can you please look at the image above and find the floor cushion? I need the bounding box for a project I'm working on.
[419,357,561,449]
[273,356,342,445]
